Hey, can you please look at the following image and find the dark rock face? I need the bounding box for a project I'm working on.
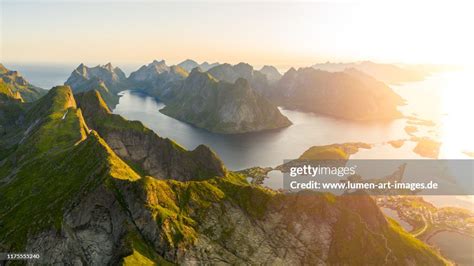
[271,67,404,121]
[104,130,226,181]
[64,63,127,109]
[160,69,292,134]
[75,90,226,181]
[25,181,445,265]
[65,63,126,94]
[127,60,188,100]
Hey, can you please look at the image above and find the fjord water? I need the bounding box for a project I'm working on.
[114,90,410,170]
[114,69,474,170]
[10,63,473,169]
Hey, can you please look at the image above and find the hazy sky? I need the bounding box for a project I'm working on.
[1,0,473,67]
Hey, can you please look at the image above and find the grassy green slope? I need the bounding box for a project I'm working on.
[0,86,139,251]
[0,86,446,265]
[0,63,47,102]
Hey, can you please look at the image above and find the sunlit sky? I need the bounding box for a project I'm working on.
[1,0,473,67]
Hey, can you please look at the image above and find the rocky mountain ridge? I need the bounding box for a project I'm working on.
[64,63,127,109]
[177,59,219,72]
[0,86,447,265]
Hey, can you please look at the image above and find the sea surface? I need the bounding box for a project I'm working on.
[114,89,415,170]
[427,231,474,265]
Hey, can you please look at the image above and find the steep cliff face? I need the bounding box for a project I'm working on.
[128,60,170,83]
[272,67,404,121]
[259,65,282,84]
[64,63,126,109]
[0,63,46,102]
[65,63,126,93]
[0,86,446,265]
[207,62,269,94]
[75,90,226,181]
[21,175,446,265]
[160,69,292,134]
[127,60,188,100]
[0,80,25,142]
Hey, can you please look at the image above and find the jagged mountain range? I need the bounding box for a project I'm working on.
[60,59,406,134]
[2,59,406,133]
[0,86,446,264]
[177,59,219,72]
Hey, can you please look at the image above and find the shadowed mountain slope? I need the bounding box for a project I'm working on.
[160,69,292,134]
[0,86,446,265]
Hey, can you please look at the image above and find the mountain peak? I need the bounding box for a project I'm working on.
[152,59,166,65]
[181,59,198,64]
[177,59,199,72]
[259,65,282,82]
[103,62,113,71]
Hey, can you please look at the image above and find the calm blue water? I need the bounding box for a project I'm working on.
[114,90,410,170]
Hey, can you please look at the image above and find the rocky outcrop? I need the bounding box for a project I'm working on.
[75,90,226,181]
[24,178,446,265]
[258,65,282,83]
[0,63,46,102]
[65,63,126,93]
[0,86,446,265]
[127,60,188,101]
[64,63,126,109]
[128,60,170,84]
[271,67,404,120]
[160,69,292,134]
[207,62,269,94]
